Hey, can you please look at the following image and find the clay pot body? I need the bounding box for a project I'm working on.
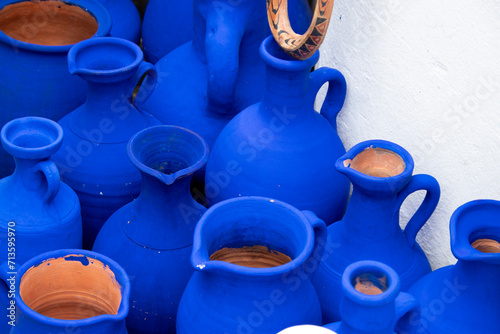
[409,199,500,333]
[0,117,82,333]
[0,0,111,178]
[324,261,420,334]
[205,36,349,224]
[50,37,161,249]
[97,0,141,43]
[93,125,209,334]
[141,0,312,63]
[312,139,440,323]
[176,196,327,333]
[11,249,130,333]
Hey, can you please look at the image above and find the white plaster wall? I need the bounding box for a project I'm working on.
[317,0,500,269]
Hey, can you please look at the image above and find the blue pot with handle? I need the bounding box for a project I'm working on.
[312,139,440,323]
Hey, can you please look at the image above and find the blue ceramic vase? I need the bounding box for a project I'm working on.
[97,0,141,43]
[205,36,349,224]
[141,0,313,63]
[176,196,327,334]
[51,37,161,249]
[324,261,420,334]
[0,0,111,178]
[409,199,500,333]
[93,125,209,334]
[11,249,130,333]
[0,117,82,333]
[312,139,440,323]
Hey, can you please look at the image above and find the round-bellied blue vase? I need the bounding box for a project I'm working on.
[312,139,440,323]
[141,0,313,63]
[409,199,500,333]
[176,196,327,334]
[10,249,130,333]
[0,0,111,178]
[324,261,421,334]
[205,36,349,224]
[97,0,141,43]
[0,117,82,333]
[93,125,209,334]
[51,37,161,249]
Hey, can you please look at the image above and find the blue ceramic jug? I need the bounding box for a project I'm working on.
[11,249,130,333]
[205,36,349,224]
[324,261,421,334]
[97,0,141,43]
[0,0,111,178]
[51,37,161,249]
[176,196,327,334]
[409,199,500,333]
[0,117,82,333]
[93,125,209,334]
[312,139,440,323]
[141,0,313,63]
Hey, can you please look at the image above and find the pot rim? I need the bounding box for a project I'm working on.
[260,35,319,72]
[0,0,111,53]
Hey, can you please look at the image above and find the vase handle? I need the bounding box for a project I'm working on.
[394,292,421,334]
[397,174,441,247]
[301,210,327,279]
[131,61,158,109]
[309,67,347,131]
[35,160,60,204]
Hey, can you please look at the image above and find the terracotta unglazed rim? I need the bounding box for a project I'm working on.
[260,36,319,72]
[127,125,210,185]
[15,249,130,326]
[1,116,63,160]
[342,260,400,306]
[451,199,500,263]
[0,0,111,53]
[336,139,414,184]
[192,196,316,278]
[68,37,143,77]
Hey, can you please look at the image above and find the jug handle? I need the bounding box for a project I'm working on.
[309,68,347,131]
[397,174,441,248]
[301,210,327,279]
[35,160,60,204]
[394,292,421,334]
[130,61,158,109]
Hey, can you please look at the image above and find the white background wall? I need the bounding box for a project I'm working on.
[317,0,500,269]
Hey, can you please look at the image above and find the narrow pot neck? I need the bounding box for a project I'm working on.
[84,79,133,119]
[453,259,500,289]
[338,300,395,334]
[10,157,47,193]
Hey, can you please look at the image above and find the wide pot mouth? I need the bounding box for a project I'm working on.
[260,36,319,72]
[16,249,130,325]
[0,0,111,52]
[128,125,209,185]
[342,260,399,306]
[1,116,63,160]
[191,196,315,277]
[451,199,500,264]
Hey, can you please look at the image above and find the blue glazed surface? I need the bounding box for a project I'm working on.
[0,0,112,178]
[409,199,500,333]
[97,0,141,43]
[141,0,312,64]
[313,139,440,323]
[205,36,349,224]
[51,37,161,249]
[10,249,130,334]
[324,261,420,334]
[93,125,209,334]
[0,117,82,333]
[176,196,326,334]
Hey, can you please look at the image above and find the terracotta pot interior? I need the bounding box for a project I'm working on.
[210,245,292,268]
[352,271,389,295]
[472,238,500,253]
[20,255,122,320]
[0,1,98,46]
[345,147,406,178]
